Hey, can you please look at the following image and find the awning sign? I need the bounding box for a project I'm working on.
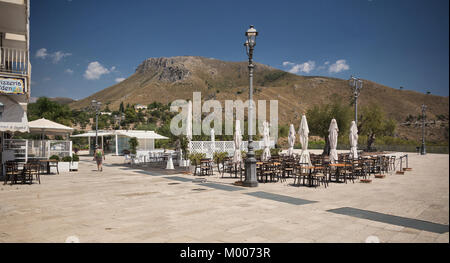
[0,77,25,94]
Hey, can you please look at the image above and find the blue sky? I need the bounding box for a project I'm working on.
[30,0,449,99]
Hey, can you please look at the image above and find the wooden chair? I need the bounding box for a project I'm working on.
[293,163,310,186]
[200,159,213,176]
[312,164,328,188]
[4,161,19,185]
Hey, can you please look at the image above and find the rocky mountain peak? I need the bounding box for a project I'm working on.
[136,56,198,82]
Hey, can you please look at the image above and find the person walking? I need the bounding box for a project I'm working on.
[94,146,105,172]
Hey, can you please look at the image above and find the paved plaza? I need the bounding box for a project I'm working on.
[0,152,448,243]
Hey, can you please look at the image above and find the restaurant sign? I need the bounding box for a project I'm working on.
[0,77,25,94]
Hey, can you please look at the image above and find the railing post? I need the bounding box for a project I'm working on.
[69,141,73,157]
[25,139,28,163]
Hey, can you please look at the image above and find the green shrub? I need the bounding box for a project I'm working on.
[270,148,281,156]
[62,156,72,162]
[72,154,79,162]
[188,153,206,165]
[49,155,60,161]
[213,151,228,164]
[255,149,263,158]
[128,137,139,154]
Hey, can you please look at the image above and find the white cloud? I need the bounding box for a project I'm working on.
[328,59,350,73]
[35,48,71,63]
[65,69,74,74]
[36,48,48,58]
[84,61,111,80]
[285,60,316,74]
[52,51,72,63]
[282,61,294,67]
[115,77,125,83]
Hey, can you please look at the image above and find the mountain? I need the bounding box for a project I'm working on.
[69,56,449,142]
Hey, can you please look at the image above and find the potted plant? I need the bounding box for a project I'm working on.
[70,154,79,171]
[57,156,72,173]
[213,151,228,173]
[188,152,206,174]
[179,135,190,167]
[128,137,138,155]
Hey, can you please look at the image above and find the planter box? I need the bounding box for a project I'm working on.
[179,159,191,167]
[55,162,70,173]
[70,162,79,171]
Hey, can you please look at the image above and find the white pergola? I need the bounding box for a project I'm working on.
[71,130,169,155]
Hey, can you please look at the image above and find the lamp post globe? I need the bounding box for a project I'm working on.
[243,25,258,187]
[349,76,363,125]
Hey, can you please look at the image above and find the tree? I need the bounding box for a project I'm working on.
[119,102,124,113]
[27,97,72,126]
[307,99,353,155]
[128,137,139,154]
[359,104,396,151]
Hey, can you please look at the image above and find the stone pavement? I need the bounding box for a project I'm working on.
[0,153,448,243]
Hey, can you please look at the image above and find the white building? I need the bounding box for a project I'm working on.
[0,0,31,164]
[134,104,147,110]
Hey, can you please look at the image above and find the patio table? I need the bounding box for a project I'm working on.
[39,159,59,175]
[329,163,351,183]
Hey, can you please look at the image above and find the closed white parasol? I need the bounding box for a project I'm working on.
[298,115,311,165]
[287,124,296,157]
[262,121,271,161]
[349,121,358,159]
[328,118,339,164]
[233,120,242,164]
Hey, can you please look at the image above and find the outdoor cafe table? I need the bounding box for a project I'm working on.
[257,161,281,183]
[39,159,59,174]
[297,165,326,187]
[329,163,352,183]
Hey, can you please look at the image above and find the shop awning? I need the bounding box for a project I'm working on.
[116,130,169,140]
[28,118,74,135]
[0,96,29,133]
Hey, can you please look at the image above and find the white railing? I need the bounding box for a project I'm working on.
[2,139,72,163]
[188,140,275,158]
[0,46,28,75]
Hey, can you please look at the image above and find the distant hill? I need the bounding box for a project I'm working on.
[69,56,449,142]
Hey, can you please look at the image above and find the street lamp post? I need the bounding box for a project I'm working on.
[243,25,258,187]
[349,76,363,124]
[421,104,427,155]
[91,99,102,149]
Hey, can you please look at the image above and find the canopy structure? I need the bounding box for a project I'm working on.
[262,121,271,161]
[115,130,168,140]
[328,118,339,164]
[349,121,358,159]
[287,124,295,157]
[71,130,168,155]
[0,96,28,133]
[233,120,242,164]
[28,118,74,135]
[298,115,311,165]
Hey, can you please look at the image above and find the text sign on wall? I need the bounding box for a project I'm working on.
[0,77,25,94]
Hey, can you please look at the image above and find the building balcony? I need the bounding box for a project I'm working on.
[0,46,29,76]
